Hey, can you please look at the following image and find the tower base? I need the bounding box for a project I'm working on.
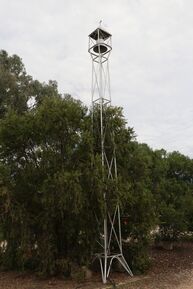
[96,253,133,284]
[95,205,133,284]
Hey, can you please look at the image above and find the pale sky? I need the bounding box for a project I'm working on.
[1,0,193,156]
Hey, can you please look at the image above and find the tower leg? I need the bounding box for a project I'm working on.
[103,217,108,283]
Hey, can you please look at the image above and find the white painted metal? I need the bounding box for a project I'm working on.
[88,24,133,284]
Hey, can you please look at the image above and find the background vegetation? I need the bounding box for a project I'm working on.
[0,50,193,276]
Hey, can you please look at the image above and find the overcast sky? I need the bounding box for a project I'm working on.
[1,0,193,156]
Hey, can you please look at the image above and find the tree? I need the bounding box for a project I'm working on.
[153,151,193,242]
[1,50,193,277]
[118,142,156,272]
[0,50,60,117]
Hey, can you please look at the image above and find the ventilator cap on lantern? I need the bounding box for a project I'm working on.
[89,27,111,54]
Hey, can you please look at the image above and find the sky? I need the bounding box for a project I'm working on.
[1,0,193,156]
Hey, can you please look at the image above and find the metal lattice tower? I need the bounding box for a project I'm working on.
[88,24,133,284]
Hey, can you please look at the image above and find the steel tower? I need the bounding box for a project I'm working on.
[88,24,133,284]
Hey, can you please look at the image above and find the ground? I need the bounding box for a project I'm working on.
[1,242,193,289]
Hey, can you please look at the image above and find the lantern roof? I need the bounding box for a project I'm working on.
[89,27,111,41]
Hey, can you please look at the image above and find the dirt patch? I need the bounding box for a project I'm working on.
[0,242,193,289]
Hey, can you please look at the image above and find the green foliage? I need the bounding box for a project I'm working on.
[0,50,30,116]
[0,49,60,117]
[118,142,156,272]
[153,151,193,242]
[0,94,97,274]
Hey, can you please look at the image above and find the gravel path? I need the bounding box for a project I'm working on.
[0,269,193,289]
[120,269,193,289]
[0,242,193,289]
